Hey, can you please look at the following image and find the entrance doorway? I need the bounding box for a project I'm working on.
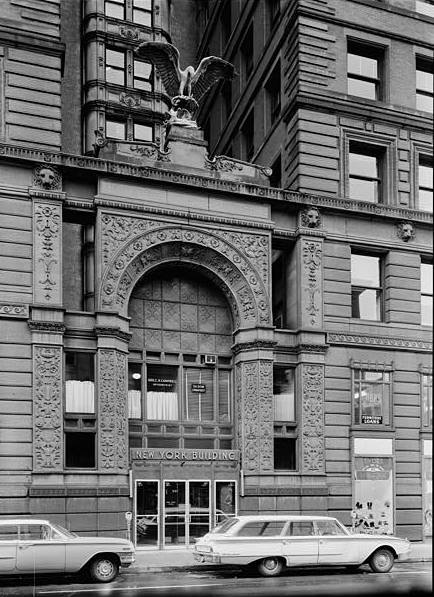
[135,479,237,549]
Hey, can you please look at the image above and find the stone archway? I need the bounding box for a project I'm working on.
[99,224,272,329]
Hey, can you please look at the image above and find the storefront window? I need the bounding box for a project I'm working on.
[215,481,236,526]
[353,456,393,534]
[146,364,178,420]
[128,362,142,419]
[353,369,391,426]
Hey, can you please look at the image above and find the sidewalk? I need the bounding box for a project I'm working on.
[128,540,432,573]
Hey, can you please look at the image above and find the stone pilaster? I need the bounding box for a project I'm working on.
[299,362,325,474]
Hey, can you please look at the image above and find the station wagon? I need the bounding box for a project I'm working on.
[193,515,411,576]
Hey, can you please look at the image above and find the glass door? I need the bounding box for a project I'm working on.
[135,480,159,548]
[163,480,211,547]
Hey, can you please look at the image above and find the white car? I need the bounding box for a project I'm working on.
[0,518,135,582]
[193,515,411,577]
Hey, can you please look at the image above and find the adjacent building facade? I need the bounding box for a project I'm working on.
[0,0,432,550]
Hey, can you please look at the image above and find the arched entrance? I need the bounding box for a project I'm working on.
[127,264,238,549]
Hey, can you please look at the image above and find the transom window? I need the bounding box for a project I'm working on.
[347,42,382,100]
[416,57,433,113]
[421,262,433,326]
[351,252,382,321]
[106,48,125,86]
[353,369,391,426]
[349,142,383,203]
[418,157,433,212]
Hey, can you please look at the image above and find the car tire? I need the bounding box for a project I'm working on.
[369,548,394,573]
[88,556,119,583]
[257,557,284,577]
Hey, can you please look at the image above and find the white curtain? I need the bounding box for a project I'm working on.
[274,393,295,421]
[128,390,142,419]
[146,391,178,420]
[65,380,94,413]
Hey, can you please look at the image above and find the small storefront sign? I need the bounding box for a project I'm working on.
[361,414,383,425]
[131,447,239,461]
[191,383,206,393]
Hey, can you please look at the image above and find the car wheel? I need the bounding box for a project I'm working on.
[88,556,119,583]
[257,557,284,577]
[369,548,394,573]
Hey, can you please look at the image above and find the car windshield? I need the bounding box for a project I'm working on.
[212,517,239,534]
[51,523,78,539]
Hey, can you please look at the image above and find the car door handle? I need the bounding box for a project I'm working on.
[19,544,35,549]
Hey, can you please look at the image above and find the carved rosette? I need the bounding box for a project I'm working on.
[98,349,128,471]
[33,202,62,303]
[33,346,63,470]
[301,238,323,328]
[238,359,274,473]
[301,364,325,473]
[99,221,272,328]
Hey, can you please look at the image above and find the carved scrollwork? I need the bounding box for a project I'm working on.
[34,202,61,303]
[301,364,325,473]
[0,304,29,318]
[33,346,62,470]
[129,142,171,161]
[205,155,244,172]
[301,240,323,327]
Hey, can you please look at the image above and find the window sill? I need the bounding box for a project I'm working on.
[350,426,395,434]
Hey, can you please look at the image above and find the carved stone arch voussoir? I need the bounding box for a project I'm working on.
[99,226,272,329]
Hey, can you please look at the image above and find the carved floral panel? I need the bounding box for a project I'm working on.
[33,202,62,304]
[301,364,325,473]
[301,239,323,328]
[33,346,63,470]
[98,349,128,471]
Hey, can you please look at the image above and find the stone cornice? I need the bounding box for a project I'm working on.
[95,326,132,342]
[29,188,66,202]
[28,321,66,334]
[0,26,64,56]
[296,344,329,354]
[328,332,432,352]
[232,340,277,355]
[0,142,432,226]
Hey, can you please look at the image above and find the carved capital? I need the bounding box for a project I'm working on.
[33,346,63,471]
[28,320,66,334]
[232,340,276,355]
[95,326,132,342]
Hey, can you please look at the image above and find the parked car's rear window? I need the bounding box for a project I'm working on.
[236,520,286,537]
[284,521,315,536]
[213,517,239,534]
[0,525,18,540]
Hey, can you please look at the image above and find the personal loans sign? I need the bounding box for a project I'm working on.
[130,448,240,461]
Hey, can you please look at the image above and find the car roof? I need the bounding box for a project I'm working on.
[0,518,51,525]
[231,515,338,522]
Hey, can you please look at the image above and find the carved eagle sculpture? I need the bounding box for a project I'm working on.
[136,41,234,121]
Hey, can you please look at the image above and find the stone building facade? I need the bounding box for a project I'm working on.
[0,0,432,548]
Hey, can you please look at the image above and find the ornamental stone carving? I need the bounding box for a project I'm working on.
[301,239,323,328]
[237,359,274,473]
[98,349,128,471]
[301,364,325,473]
[0,304,29,318]
[300,206,321,228]
[33,202,62,303]
[33,164,62,190]
[99,221,272,329]
[396,221,415,242]
[33,346,63,470]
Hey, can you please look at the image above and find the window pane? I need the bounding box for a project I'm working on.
[65,353,95,413]
[316,520,346,536]
[419,164,433,189]
[348,53,378,78]
[359,381,386,424]
[286,521,314,536]
[274,437,296,470]
[0,525,18,540]
[273,368,295,421]
[351,288,381,320]
[416,94,433,113]
[105,0,124,19]
[423,375,433,427]
[218,369,231,422]
[349,177,378,202]
[351,254,380,287]
[134,60,152,79]
[416,0,434,16]
[363,371,384,382]
[421,263,433,295]
[421,295,433,326]
[128,362,142,418]
[348,77,377,100]
[134,0,152,8]
[146,364,178,420]
[349,152,378,178]
[184,367,214,421]
[134,123,153,141]
[133,8,152,26]
[419,189,433,212]
[416,69,433,94]
[215,481,236,523]
[106,120,125,139]
[65,432,95,468]
[106,49,124,69]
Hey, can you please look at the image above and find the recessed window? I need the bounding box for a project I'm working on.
[105,0,124,19]
[106,119,126,140]
[274,438,296,470]
[353,369,391,426]
[134,59,153,91]
[133,122,153,141]
[421,262,433,326]
[241,24,254,82]
[106,48,125,85]
[270,154,282,188]
[418,157,433,212]
[349,142,383,203]
[133,0,152,26]
[415,0,434,17]
[65,432,96,468]
[347,41,382,100]
[274,368,295,421]
[265,61,281,127]
[266,0,280,32]
[273,366,296,471]
[65,352,95,414]
[351,252,382,320]
[241,110,254,161]
[422,373,432,428]
[416,57,433,113]
[147,364,178,420]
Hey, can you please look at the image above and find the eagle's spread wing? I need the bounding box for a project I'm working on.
[190,56,234,102]
[135,41,181,98]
